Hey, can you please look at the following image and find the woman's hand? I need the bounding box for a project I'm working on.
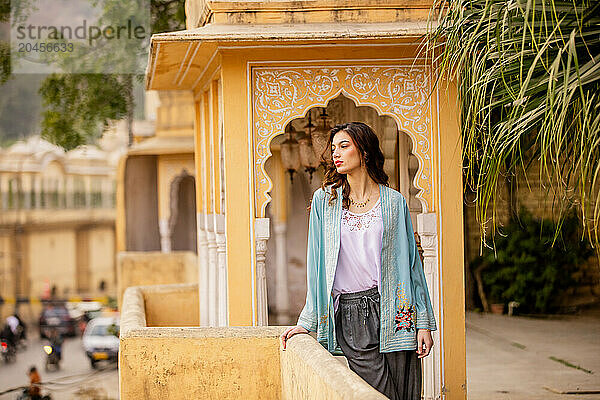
[416,329,433,358]
[280,325,309,350]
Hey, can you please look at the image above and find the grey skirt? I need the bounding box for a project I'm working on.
[334,287,422,400]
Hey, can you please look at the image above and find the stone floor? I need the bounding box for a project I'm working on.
[466,307,600,399]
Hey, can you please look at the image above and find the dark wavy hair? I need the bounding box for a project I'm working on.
[320,122,389,208]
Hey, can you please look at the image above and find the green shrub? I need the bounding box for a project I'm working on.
[475,207,593,314]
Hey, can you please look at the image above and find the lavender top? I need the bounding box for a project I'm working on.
[332,197,383,311]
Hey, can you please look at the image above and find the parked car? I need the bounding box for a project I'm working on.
[39,303,78,339]
[65,301,103,334]
[82,315,119,369]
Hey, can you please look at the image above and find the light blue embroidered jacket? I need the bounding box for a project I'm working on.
[297,184,437,353]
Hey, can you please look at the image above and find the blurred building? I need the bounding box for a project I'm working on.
[0,138,116,299]
[115,90,198,305]
[0,129,127,322]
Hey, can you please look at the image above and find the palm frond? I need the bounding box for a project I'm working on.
[428,0,600,250]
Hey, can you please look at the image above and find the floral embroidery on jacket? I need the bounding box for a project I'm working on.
[320,313,329,325]
[395,283,417,332]
[395,305,416,332]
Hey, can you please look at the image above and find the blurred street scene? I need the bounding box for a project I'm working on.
[0,332,118,400]
[0,302,119,400]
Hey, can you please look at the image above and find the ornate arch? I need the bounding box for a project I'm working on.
[168,168,194,232]
[252,65,435,217]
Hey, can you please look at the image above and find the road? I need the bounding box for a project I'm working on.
[0,334,118,400]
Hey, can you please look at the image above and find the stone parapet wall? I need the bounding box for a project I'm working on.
[281,334,386,400]
[117,251,197,308]
[120,282,385,399]
[186,0,435,29]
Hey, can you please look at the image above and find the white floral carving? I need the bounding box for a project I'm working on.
[252,65,434,217]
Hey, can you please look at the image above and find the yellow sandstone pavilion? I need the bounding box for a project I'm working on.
[118,1,466,399]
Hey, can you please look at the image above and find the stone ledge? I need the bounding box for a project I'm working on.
[151,21,433,43]
[120,282,385,399]
[281,334,387,400]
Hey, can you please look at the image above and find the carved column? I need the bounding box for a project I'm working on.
[206,214,218,326]
[417,212,442,400]
[255,218,270,326]
[215,214,227,326]
[158,218,171,253]
[274,221,289,324]
[197,212,209,326]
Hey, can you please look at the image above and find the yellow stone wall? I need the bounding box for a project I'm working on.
[434,80,467,398]
[117,251,197,307]
[143,284,200,327]
[119,283,387,400]
[87,227,117,293]
[28,229,77,296]
[155,91,196,138]
[120,334,281,399]
[186,0,434,29]
[0,223,115,326]
[0,235,13,298]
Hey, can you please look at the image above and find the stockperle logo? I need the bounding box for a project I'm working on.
[10,0,150,74]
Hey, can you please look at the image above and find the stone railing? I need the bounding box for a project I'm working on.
[120,283,386,400]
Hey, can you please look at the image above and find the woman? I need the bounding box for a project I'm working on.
[281,122,437,400]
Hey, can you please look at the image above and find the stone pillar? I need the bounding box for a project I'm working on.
[255,218,270,326]
[35,177,43,208]
[102,178,111,208]
[215,214,227,326]
[206,214,218,326]
[197,213,209,326]
[1,176,6,210]
[417,212,442,400]
[23,174,31,210]
[274,221,289,324]
[158,218,171,253]
[84,176,92,208]
[59,177,66,209]
[64,176,72,209]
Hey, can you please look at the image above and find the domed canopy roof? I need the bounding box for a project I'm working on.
[65,145,108,161]
[6,136,65,159]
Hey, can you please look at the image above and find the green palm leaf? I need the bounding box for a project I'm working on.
[428,0,600,250]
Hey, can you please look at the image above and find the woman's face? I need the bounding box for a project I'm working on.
[331,130,363,175]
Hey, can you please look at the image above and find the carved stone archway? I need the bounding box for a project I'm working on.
[252,65,435,217]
